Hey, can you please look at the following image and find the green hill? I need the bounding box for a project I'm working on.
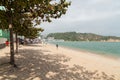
[47,32,120,41]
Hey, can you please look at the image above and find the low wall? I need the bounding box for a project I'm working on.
[0,38,6,44]
[0,38,7,49]
[0,43,6,49]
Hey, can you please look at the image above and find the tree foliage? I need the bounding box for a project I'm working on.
[0,0,71,37]
[0,0,70,65]
[0,0,71,23]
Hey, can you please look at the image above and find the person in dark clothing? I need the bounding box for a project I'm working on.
[56,44,58,49]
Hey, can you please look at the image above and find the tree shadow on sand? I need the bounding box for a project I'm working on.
[0,48,115,80]
[25,44,43,47]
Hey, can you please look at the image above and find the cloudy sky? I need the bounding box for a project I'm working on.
[40,0,120,36]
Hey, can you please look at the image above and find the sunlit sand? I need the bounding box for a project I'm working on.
[0,44,120,80]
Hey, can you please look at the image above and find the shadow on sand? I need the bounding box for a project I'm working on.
[25,44,43,47]
[0,48,115,80]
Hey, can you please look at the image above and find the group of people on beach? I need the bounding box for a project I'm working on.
[5,40,59,50]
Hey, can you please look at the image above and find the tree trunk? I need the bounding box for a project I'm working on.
[9,24,15,65]
[8,1,15,65]
[15,32,18,53]
[7,0,17,67]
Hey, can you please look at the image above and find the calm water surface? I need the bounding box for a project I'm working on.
[49,41,120,58]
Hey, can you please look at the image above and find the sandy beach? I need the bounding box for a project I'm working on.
[0,43,120,80]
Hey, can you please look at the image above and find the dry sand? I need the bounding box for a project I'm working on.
[0,43,120,80]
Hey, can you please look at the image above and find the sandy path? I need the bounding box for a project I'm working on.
[0,44,120,80]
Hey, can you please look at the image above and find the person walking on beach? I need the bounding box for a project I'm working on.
[56,44,58,49]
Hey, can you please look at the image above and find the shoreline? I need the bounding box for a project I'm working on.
[0,43,120,79]
[48,43,120,60]
[45,43,120,79]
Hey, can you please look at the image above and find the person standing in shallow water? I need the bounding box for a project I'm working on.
[56,44,58,49]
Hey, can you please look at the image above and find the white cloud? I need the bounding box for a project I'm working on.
[41,0,120,36]
[56,0,120,22]
[90,0,112,4]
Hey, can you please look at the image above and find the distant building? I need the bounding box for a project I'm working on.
[47,37,55,41]
[0,29,10,49]
[55,39,65,42]
[0,29,10,40]
[47,37,65,42]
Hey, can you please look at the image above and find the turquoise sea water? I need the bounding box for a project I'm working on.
[49,41,120,58]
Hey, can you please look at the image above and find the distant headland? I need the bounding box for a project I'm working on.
[47,32,120,42]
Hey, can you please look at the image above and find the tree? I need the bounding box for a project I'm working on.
[0,0,71,66]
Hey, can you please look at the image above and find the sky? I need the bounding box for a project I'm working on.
[40,0,120,36]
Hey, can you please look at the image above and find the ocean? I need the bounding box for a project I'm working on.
[48,41,120,58]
